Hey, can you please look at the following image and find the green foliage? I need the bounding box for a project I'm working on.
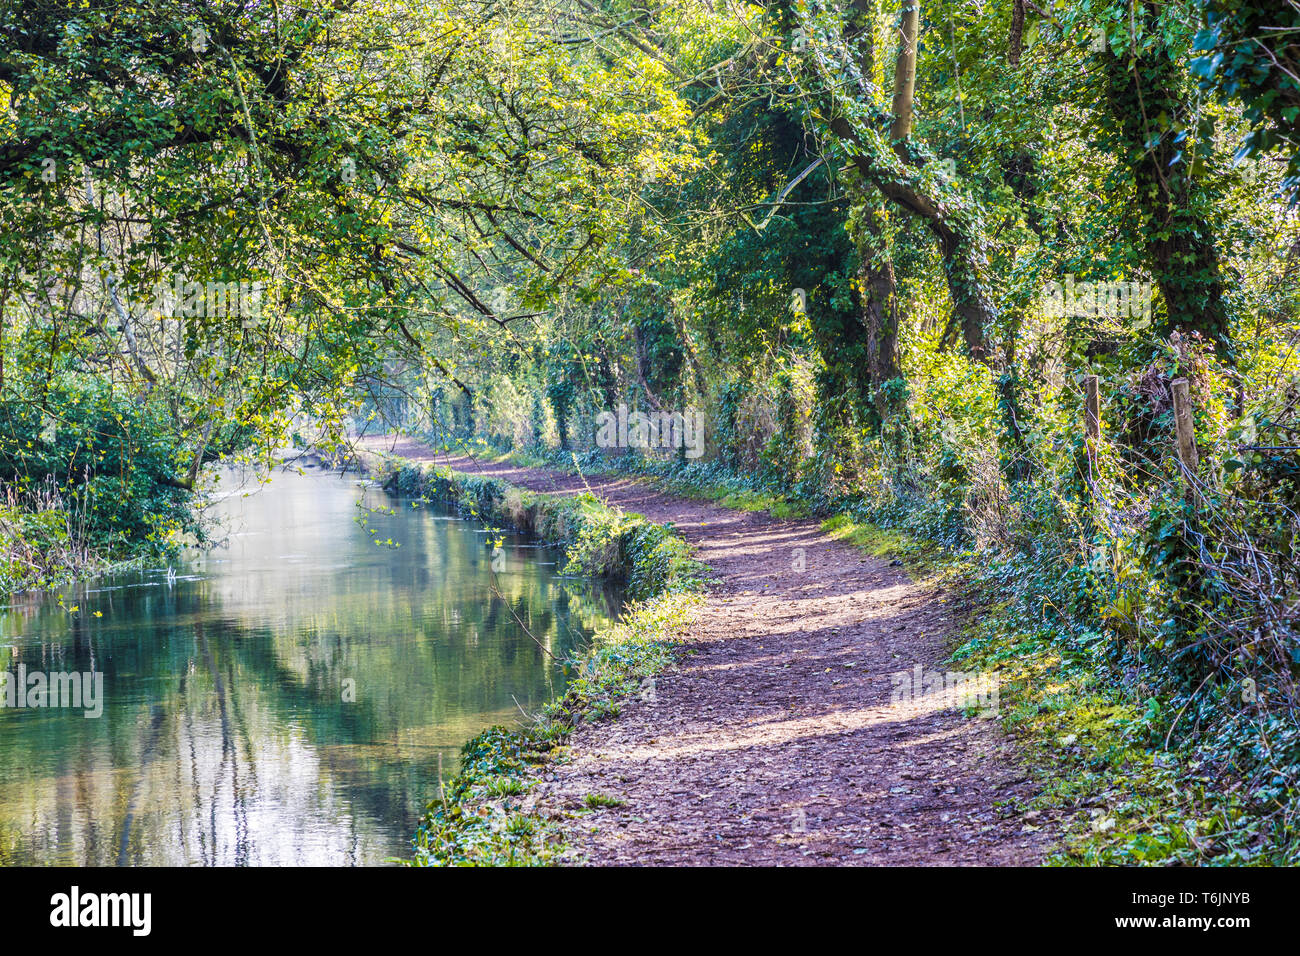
[2,0,701,556]
[1192,0,1300,195]
[0,489,84,594]
[0,377,201,591]
[6,0,1300,865]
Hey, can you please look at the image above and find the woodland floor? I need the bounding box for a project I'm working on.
[359,435,1060,865]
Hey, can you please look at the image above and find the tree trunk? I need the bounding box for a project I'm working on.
[1008,0,1025,68]
[847,0,905,422]
[1102,6,1232,359]
[826,0,993,363]
[860,213,903,421]
[890,1,920,141]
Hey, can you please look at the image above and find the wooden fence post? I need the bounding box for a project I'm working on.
[1171,377,1199,475]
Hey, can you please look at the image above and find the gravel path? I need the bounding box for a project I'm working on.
[360,436,1056,865]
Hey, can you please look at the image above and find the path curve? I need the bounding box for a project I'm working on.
[361,436,1055,866]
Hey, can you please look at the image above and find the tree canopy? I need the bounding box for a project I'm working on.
[4,0,1300,862]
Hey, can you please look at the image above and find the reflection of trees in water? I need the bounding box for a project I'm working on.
[0,478,621,865]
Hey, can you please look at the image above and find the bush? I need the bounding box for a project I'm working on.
[0,377,200,590]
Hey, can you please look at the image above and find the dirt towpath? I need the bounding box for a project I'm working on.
[360,436,1055,865]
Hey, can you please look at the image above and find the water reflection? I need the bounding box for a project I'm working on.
[0,466,619,866]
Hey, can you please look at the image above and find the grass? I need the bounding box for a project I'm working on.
[714,487,809,518]
[818,513,947,578]
[582,793,627,809]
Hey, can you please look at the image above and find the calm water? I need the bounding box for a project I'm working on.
[0,466,619,866]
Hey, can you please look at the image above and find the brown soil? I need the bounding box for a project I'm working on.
[359,436,1057,865]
